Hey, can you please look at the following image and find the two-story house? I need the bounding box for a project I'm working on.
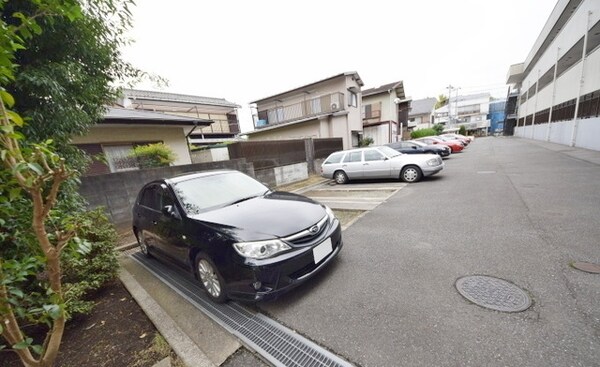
[117,89,241,145]
[243,72,364,150]
[408,97,437,131]
[361,81,411,145]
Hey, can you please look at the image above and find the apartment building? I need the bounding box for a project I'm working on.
[506,0,600,150]
[433,93,491,134]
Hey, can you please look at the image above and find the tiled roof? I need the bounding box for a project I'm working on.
[362,81,404,98]
[409,98,437,116]
[103,107,213,126]
[122,89,240,108]
[250,72,364,104]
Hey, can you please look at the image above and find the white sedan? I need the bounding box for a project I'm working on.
[320,146,444,184]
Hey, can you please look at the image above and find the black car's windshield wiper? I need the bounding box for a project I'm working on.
[229,193,263,205]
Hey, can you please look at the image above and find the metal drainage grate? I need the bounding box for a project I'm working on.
[572,261,600,274]
[455,275,531,313]
[129,251,353,367]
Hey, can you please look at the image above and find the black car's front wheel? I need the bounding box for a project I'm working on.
[400,165,423,183]
[195,254,227,303]
[136,230,151,257]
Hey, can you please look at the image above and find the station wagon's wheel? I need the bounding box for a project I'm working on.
[195,254,227,303]
[333,170,348,184]
[400,165,422,183]
[136,231,151,257]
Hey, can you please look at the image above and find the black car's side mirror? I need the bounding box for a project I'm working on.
[162,205,179,219]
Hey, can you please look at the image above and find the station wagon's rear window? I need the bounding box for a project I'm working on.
[324,152,345,164]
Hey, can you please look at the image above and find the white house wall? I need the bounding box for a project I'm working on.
[71,125,192,165]
[247,120,320,141]
[363,125,389,146]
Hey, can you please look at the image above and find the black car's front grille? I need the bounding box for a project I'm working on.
[283,215,329,245]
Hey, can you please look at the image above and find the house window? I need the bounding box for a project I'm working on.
[349,92,358,107]
[267,107,285,124]
[103,144,139,173]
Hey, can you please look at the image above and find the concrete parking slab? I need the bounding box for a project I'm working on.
[300,181,406,211]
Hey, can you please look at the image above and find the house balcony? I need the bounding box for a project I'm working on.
[255,92,345,129]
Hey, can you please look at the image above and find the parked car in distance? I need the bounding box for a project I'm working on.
[443,133,474,142]
[387,140,451,157]
[386,141,435,155]
[132,170,342,303]
[321,146,444,184]
[440,133,470,146]
[416,136,464,153]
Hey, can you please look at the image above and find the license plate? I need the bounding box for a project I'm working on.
[313,237,333,264]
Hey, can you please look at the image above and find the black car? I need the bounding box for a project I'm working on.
[132,170,342,303]
[386,141,451,157]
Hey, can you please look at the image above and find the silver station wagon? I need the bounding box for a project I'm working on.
[321,146,444,184]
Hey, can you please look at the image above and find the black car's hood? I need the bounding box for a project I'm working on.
[188,191,326,240]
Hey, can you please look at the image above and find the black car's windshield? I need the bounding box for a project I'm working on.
[173,172,268,215]
[378,146,401,157]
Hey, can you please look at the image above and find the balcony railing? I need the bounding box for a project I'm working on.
[255,92,345,129]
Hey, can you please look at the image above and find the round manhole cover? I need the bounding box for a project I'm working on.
[572,261,600,274]
[455,275,531,312]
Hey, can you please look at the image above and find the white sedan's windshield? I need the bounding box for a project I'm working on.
[173,172,268,214]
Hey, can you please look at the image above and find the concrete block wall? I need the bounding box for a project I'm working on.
[80,158,253,231]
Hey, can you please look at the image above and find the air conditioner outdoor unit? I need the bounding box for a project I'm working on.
[330,102,338,110]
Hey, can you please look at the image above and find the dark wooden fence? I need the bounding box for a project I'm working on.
[228,138,343,170]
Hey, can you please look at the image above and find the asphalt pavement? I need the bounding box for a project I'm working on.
[256,136,600,367]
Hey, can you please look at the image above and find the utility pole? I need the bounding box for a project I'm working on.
[447,85,453,125]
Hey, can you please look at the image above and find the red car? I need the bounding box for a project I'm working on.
[416,136,464,153]
[440,133,471,146]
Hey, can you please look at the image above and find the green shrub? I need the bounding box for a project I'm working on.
[432,124,445,135]
[61,208,119,317]
[131,143,177,168]
[358,137,374,147]
[459,125,467,135]
[411,128,437,139]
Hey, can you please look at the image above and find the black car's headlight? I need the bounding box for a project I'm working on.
[325,206,336,222]
[233,239,291,259]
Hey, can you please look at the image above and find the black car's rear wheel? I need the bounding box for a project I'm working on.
[334,170,348,184]
[195,254,227,303]
[400,165,423,183]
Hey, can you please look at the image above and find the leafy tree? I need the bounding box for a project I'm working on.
[434,94,449,109]
[458,125,467,135]
[432,123,444,135]
[1,1,138,366]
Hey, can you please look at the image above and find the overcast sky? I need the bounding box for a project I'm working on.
[121,0,558,132]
